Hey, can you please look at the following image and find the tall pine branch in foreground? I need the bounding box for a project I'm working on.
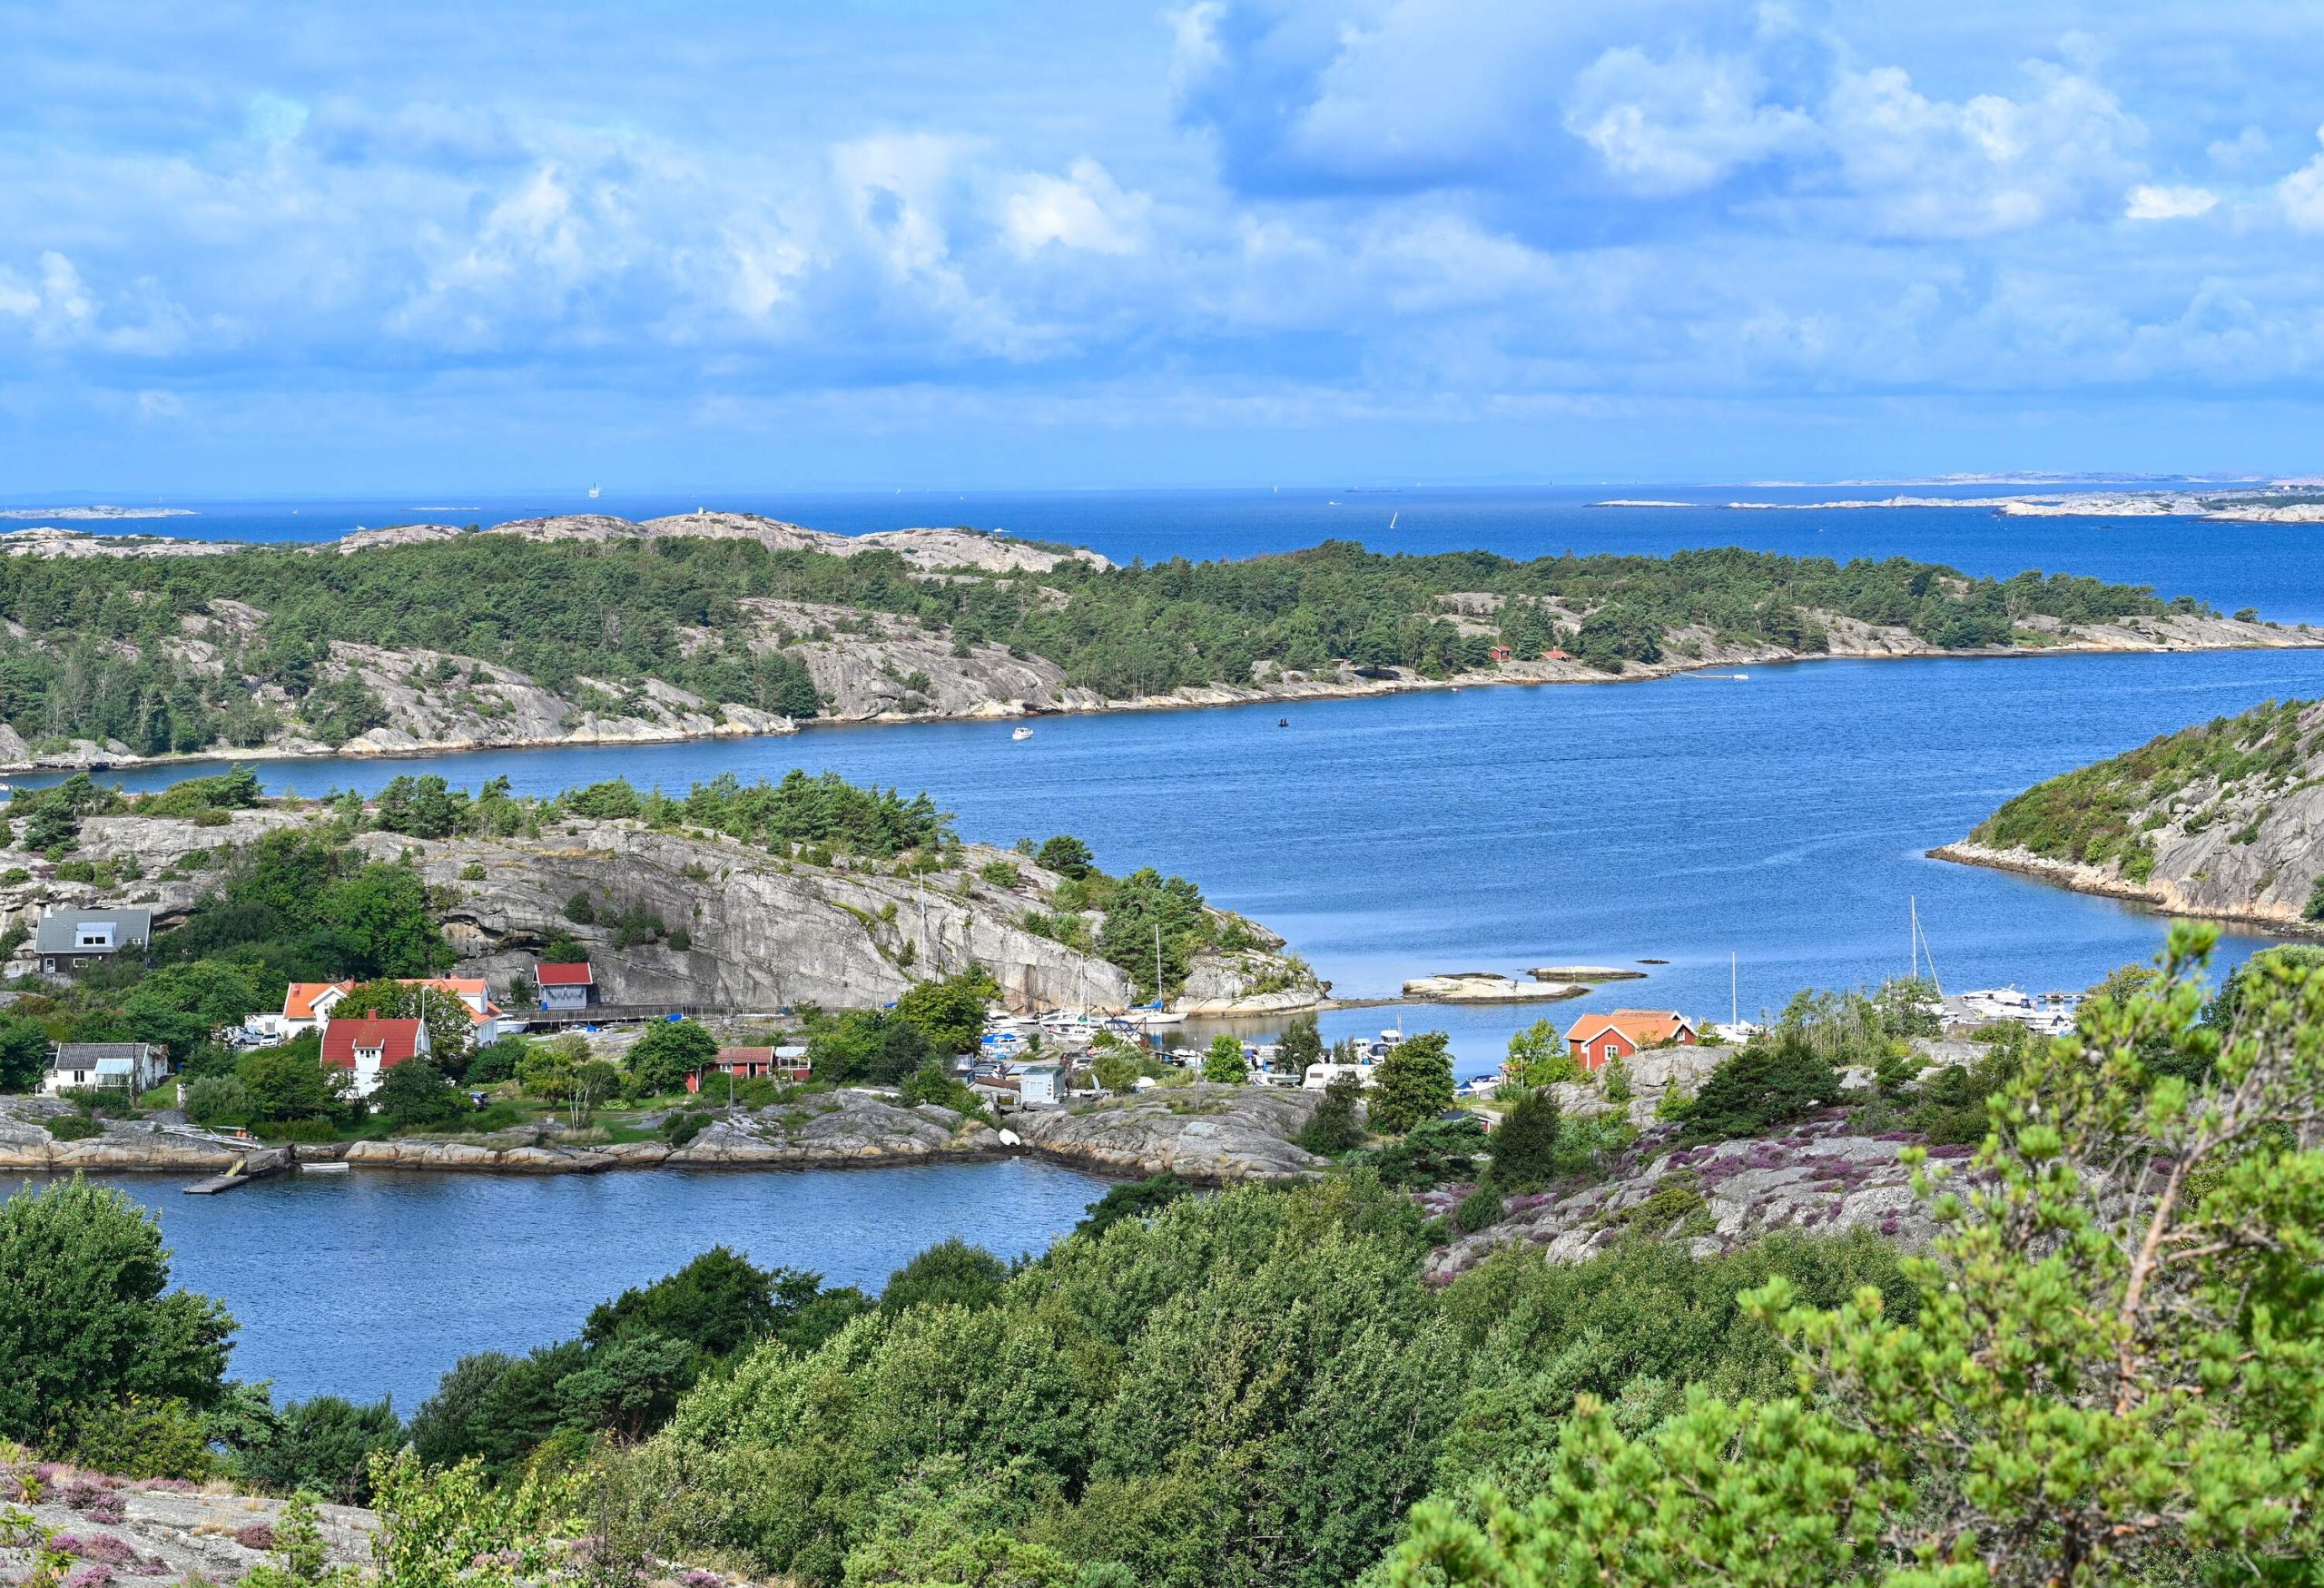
[1390,923,2324,1588]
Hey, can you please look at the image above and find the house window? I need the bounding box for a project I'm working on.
[76,927,114,949]
[1602,1041,1620,1063]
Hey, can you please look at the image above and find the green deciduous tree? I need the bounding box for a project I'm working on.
[237,1040,344,1122]
[626,1019,719,1097]
[122,960,265,1054]
[1501,1017,1580,1088]
[0,1178,235,1443]
[896,969,1000,1055]
[1200,1032,1247,1084]
[372,1057,464,1132]
[1371,1031,1456,1134]
[1275,1012,1324,1076]
[881,1237,1008,1316]
[0,1012,50,1091]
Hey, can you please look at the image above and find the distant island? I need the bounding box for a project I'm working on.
[1935,696,2324,932]
[0,504,199,519]
[1598,483,2324,521]
[0,509,2308,773]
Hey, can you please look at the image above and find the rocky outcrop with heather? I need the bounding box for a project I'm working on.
[1935,695,2324,932]
[1422,1111,1945,1283]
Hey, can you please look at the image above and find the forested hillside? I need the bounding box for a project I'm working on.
[0,515,2270,763]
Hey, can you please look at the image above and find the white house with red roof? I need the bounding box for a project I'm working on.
[257,981,354,1041]
[258,977,512,1044]
[322,1017,430,1098]
[535,961,596,1011]
[1561,1009,1699,1072]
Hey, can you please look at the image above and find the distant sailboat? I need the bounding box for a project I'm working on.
[587,484,601,499]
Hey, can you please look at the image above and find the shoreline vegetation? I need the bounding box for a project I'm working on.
[9,929,2324,1585]
[1934,694,2324,936]
[0,512,2308,775]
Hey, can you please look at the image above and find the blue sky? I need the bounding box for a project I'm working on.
[7,1,2324,492]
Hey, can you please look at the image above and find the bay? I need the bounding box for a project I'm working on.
[44,1159,1111,1415]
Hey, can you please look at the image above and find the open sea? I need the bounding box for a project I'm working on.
[17,485,2324,1407]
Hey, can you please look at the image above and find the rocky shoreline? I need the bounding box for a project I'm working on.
[1928,840,2322,937]
[4,608,2311,778]
[0,1085,1325,1185]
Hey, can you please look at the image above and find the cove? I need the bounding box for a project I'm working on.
[46,1159,1110,1413]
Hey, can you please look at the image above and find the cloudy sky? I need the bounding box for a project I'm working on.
[8,0,2324,492]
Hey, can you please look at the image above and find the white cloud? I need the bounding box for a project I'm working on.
[136,389,184,419]
[2278,128,2324,232]
[1820,62,2144,239]
[1565,46,1816,195]
[1004,160,1149,255]
[2209,124,2271,172]
[2125,184,2217,221]
[244,93,310,147]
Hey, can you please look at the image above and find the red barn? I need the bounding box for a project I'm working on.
[1562,1010,1698,1071]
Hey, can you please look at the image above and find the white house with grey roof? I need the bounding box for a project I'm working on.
[43,1041,166,1096]
[34,907,153,978]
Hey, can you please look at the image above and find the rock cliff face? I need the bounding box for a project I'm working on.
[5,1474,374,1584]
[0,804,1319,1016]
[1010,1086,1322,1181]
[1935,695,2324,932]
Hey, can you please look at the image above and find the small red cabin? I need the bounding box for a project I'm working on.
[1562,1010,1698,1071]
[684,1046,811,1093]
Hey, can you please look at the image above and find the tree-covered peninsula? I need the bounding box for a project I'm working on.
[1939,694,2324,932]
[0,512,2297,769]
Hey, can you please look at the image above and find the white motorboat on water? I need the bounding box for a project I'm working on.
[1011,725,1034,741]
[1039,1011,1104,1043]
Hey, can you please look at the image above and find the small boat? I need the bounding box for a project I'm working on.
[1011,725,1034,741]
[587,484,602,499]
[1277,717,1289,727]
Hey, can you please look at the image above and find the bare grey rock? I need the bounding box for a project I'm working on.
[4,1475,373,1584]
[1011,1085,1323,1181]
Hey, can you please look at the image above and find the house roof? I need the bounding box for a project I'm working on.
[51,1041,154,1068]
[282,981,353,1021]
[536,962,594,986]
[715,1047,776,1064]
[1564,1010,1695,1046]
[322,1019,426,1070]
[398,978,501,1021]
[34,907,153,954]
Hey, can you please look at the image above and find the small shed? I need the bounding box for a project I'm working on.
[535,961,596,1011]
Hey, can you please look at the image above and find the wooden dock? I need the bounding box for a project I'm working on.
[184,1145,293,1194]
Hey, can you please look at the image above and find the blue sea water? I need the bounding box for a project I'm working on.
[58,1159,1109,1415]
[17,488,2324,1407]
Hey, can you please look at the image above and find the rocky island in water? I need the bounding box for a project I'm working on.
[0,509,2308,774]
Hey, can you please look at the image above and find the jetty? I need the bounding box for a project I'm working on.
[183,1144,293,1194]
[1530,965,1648,981]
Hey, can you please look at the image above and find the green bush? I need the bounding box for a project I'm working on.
[44,1113,103,1140]
[1454,1184,1504,1233]
[1483,1088,1562,1193]
[1296,1071,1368,1156]
[1674,1031,1843,1146]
